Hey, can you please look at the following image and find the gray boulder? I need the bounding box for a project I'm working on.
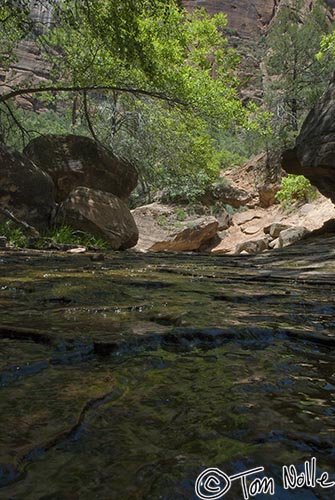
[203,182,254,208]
[264,222,292,239]
[235,237,271,254]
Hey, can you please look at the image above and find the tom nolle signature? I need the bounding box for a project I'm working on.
[195,457,335,499]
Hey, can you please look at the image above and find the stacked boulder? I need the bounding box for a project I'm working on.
[0,135,139,250]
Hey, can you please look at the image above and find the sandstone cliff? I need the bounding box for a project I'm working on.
[183,1,334,41]
[183,0,280,41]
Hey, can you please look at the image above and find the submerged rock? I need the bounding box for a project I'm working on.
[24,135,138,202]
[55,187,138,250]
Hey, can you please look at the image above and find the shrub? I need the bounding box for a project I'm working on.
[175,208,187,221]
[275,174,318,210]
[157,215,169,228]
[0,221,27,247]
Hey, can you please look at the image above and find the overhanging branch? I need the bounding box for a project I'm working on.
[0,84,187,106]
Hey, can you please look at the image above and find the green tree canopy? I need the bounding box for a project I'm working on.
[0,0,250,127]
[0,0,268,204]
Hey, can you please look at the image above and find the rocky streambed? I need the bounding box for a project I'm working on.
[0,237,335,499]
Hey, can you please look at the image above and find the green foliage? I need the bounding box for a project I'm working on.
[46,226,108,249]
[0,105,88,151]
[0,221,108,249]
[213,177,231,189]
[223,204,248,215]
[318,28,335,59]
[157,216,169,228]
[0,221,28,247]
[44,1,247,126]
[275,174,318,210]
[0,0,272,204]
[175,208,187,221]
[107,99,222,203]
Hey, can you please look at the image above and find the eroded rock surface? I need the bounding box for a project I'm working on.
[183,0,278,40]
[212,197,335,254]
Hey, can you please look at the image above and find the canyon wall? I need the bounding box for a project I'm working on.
[183,1,334,41]
[182,0,280,41]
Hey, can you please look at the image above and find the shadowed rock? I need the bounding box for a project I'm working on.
[24,135,138,202]
[282,77,335,202]
[0,142,55,230]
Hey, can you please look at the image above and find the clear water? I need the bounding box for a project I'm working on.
[0,241,335,499]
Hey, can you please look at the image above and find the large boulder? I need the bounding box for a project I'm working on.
[55,187,138,250]
[24,135,138,202]
[282,77,335,202]
[235,236,271,255]
[264,222,292,239]
[149,217,219,252]
[132,202,219,252]
[0,142,55,230]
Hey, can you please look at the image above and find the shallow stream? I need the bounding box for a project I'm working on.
[0,237,335,499]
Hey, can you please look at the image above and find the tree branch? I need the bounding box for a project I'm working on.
[0,207,40,237]
[0,84,187,106]
[82,90,100,144]
[2,101,29,146]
